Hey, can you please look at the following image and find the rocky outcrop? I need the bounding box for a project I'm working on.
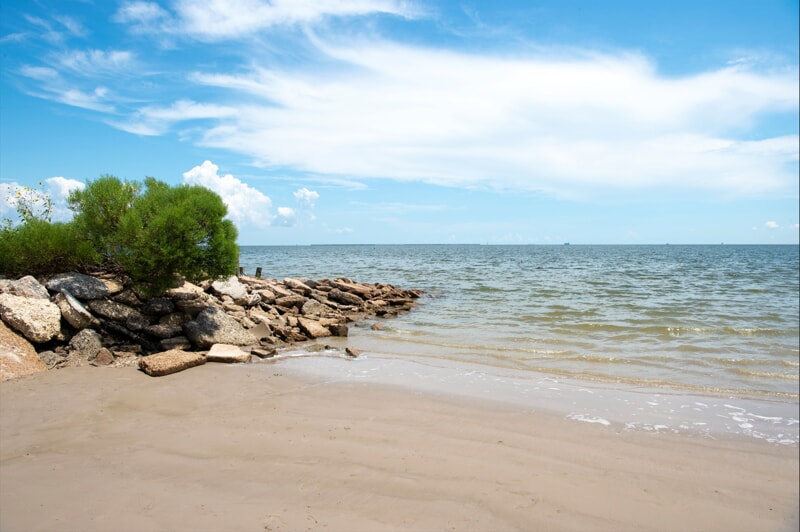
[0,271,423,379]
[0,320,48,381]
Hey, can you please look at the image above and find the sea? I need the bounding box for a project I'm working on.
[239,244,800,446]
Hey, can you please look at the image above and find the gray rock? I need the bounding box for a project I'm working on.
[0,293,62,343]
[329,323,349,337]
[301,299,332,317]
[183,306,258,349]
[159,336,192,351]
[54,290,97,329]
[275,294,306,309]
[143,323,183,339]
[142,297,175,316]
[175,298,208,317]
[211,275,248,303]
[88,299,142,322]
[69,329,103,360]
[5,275,50,299]
[90,347,114,366]
[46,272,110,300]
[37,350,66,369]
[111,289,142,307]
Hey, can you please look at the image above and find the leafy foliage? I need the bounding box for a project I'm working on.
[1,175,239,294]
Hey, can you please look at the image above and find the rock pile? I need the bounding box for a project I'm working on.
[0,272,422,380]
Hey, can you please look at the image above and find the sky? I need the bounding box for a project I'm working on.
[1,0,798,245]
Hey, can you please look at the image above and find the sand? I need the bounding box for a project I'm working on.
[1,363,797,532]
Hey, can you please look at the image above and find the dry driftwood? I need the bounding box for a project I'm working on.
[138,349,206,377]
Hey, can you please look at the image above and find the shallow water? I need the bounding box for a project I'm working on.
[239,244,800,444]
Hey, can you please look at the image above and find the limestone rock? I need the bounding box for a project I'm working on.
[90,348,114,366]
[183,306,258,349]
[297,316,331,338]
[0,320,48,381]
[0,293,62,343]
[139,349,206,377]
[54,290,97,330]
[46,272,110,300]
[275,294,306,309]
[206,343,251,363]
[4,275,50,299]
[328,288,364,306]
[211,275,248,303]
[284,278,313,295]
[142,297,175,316]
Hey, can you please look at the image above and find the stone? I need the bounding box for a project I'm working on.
[251,346,277,358]
[345,347,362,358]
[90,348,114,366]
[275,295,306,309]
[328,288,364,307]
[37,350,66,369]
[111,289,142,307]
[0,293,62,343]
[331,279,374,298]
[159,313,190,327]
[297,316,331,338]
[175,298,208,317]
[46,272,110,300]
[143,323,183,339]
[329,323,349,337]
[211,275,248,303]
[88,300,142,322]
[0,320,48,381]
[142,297,175,316]
[4,275,50,299]
[301,299,332,317]
[284,278,313,295]
[206,343,251,363]
[139,349,206,377]
[54,290,97,329]
[160,336,192,351]
[69,329,103,360]
[167,281,205,301]
[183,306,259,349]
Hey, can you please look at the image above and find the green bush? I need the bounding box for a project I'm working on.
[0,219,97,277]
[2,175,239,294]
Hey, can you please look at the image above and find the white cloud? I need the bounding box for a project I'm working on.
[55,49,136,76]
[293,187,319,207]
[188,39,798,199]
[275,206,296,226]
[764,221,780,229]
[114,0,419,40]
[182,160,273,228]
[115,100,239,135]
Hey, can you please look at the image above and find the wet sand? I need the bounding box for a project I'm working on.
[1,364,797,532]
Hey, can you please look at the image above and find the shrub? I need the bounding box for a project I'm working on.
[0,219,97,277]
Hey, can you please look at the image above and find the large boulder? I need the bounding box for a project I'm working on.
[3,275,50,299]
[0,293,62,343]
[87,300,142,322]
[297,316,331,339]
[68,329,103,361]
[0,320,48,381]
[182,306,258,349]
[46,272,110,300]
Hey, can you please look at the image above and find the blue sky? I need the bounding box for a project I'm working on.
[1,0,798,245]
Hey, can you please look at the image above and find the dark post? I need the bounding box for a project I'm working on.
[255,267,262,279]
[239,266,244,275]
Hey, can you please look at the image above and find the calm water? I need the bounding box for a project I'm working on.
[239,244,800,444]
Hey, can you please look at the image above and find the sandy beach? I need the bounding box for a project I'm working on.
[1,363,797,532]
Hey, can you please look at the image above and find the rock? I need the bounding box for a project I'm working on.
[69,329,103,360]
[168,281,205,301]
[175,298,208,317]
[143,323,183,339]
[46,272,110,300]
[251,346,277,358]
[206,343,251,363]
[345,347,362,358]
[111,289,142,307]
[329,323,349,337]
[301,299,333,317]
[88,300,142,322]
[4,275,50,299]
[284,278,313,295]
[211,275,248,303]
[183,306,259,349]
[371,322,384,330]
[331,279,374,298]
[0,320,48,381]
[142,297,175,316]
[0,293,62,343]
[297,316,331,338]
[90,348,114,366]
[275,295,306,309]
[54,290,97,329]
[160,336,192,351]
[37,350,66,369]
[328,288,364,306]
[139,349,206,377]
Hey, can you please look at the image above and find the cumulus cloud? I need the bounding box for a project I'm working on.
[293,187,319,207]
[182,160,273,227]
[764,221,780,229]
[275,206,296,226]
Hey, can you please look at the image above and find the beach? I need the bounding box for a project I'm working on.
[1,363,797,532]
